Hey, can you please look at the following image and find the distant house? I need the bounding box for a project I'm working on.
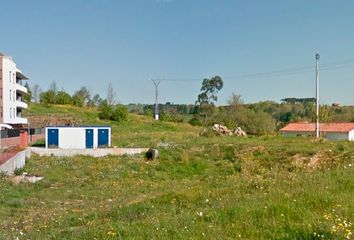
[280,122,354,141]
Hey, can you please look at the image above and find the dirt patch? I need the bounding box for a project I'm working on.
[292,154,310,168]
[308,153,321,168]
[28,115,81,128]
[10,173,44,185]
[292,151,332,170]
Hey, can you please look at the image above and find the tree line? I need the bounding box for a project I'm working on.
[26,77,354,135]
[26,81,128,123]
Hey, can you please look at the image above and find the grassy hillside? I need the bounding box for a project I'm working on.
[0,104,353,239]
[28,104,199,147]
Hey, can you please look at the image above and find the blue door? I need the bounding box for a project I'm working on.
[98,128,109,147]
[85,129,94,148]
[47,128,59,148]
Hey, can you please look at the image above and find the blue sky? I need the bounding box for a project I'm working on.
[1,0,354,105]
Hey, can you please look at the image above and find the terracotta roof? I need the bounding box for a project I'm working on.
[280,122,354,133]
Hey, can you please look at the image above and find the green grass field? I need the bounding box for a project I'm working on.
[0,104,353,239]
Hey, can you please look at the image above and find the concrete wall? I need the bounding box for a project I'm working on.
[31,147,148,158]
[282,131,314,137]
[0,149,30,175]
[325,132,348,141]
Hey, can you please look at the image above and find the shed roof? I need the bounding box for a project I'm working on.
[280,122,354,133]
[45,126,111,128]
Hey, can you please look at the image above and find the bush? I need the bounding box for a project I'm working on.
[112,106,128,123]
[214,106,275,135]
[188,116,203,126]
[144,108,153,118]
[98,101,113,120]
[98,102,128,123]
[160,112,184,123]
[14,168,25,176]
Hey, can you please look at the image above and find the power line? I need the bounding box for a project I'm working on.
[155,58,354,82]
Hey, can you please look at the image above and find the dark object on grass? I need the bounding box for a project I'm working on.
[146,148,159,160]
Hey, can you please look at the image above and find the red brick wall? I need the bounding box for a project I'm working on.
[29,133,44,144]
[0,136,21,148]
[0,133,44,148]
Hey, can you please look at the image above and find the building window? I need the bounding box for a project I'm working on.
[9,71,11,83]
[10,90,11,100]
[14,108,16,118]
[14,91,16,101]
[13,73,15,83]
[10,107,12,118]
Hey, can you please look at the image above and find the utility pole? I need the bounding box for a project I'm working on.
[152,79,161,120]
[315,52,320,138]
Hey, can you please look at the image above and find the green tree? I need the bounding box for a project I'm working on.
[56,91,72,105]
[92,94,103,107]
[72,92,85,107]
[39,90,56,105]
[197,75,224,105]
[72,87,91,107]
[319,105,333,123]
[195,76,223,125]
[49,80,58,104]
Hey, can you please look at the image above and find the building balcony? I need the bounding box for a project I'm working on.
[5,116,28,125]
[14,117,27,124]
[16,71,28,81]
[16,100,28,109]
[16,84,28,94]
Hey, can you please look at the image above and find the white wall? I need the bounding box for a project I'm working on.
[1,56,27,124]
[59,128,86,149]
[325,132,348,141]
[349,130,354,141]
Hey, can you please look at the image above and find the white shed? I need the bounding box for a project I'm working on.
[280,122,354,141]
[45,126,111,149]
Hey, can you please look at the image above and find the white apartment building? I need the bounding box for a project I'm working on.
[0,52,29,127]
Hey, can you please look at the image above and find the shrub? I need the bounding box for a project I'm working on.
[14,168,24,176]
[188,116,203,126]
[144,108,153,118]
[112,106,128,123]
[98,101,113,120]
[160,112,184,123]
[214,106,275,135]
